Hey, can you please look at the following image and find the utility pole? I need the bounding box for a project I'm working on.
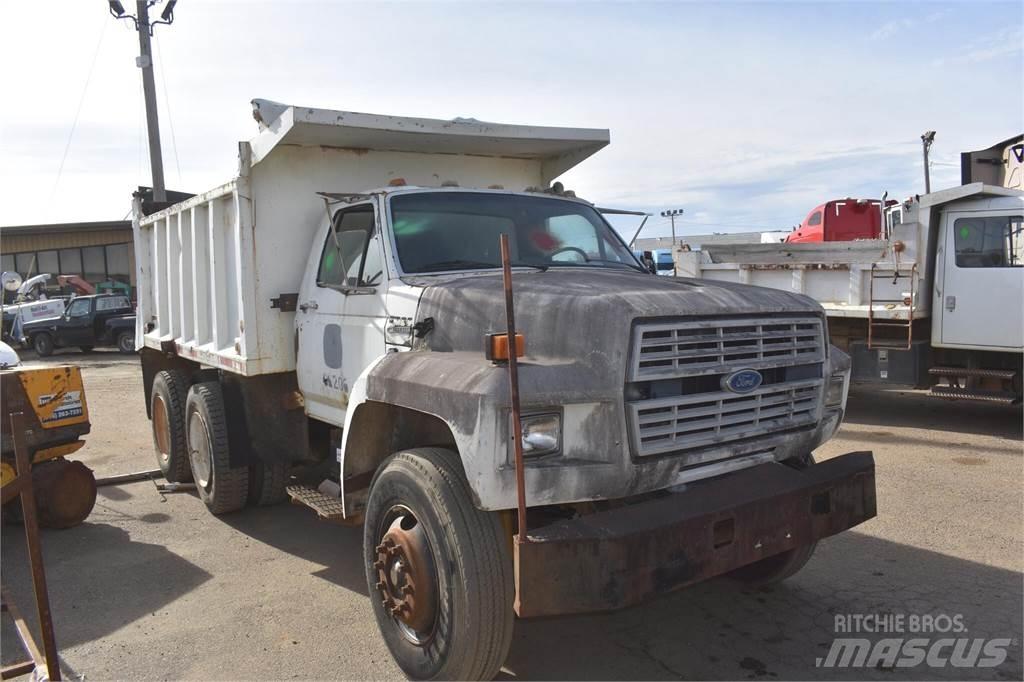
[921,130,936,195]
[660,208,684,276]
[136,1,165,202]
[109,0,178,204]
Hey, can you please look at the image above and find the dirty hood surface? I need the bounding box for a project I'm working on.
[412,269,822,359]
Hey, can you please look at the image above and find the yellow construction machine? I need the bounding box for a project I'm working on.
[1,363,97,528]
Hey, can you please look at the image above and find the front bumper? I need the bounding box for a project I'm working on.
[513,450,875,618]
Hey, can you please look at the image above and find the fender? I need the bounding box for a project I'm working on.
[338,350,504,516]
[338,347,629,514]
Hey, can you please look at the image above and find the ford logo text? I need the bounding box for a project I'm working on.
[722,368,763,394]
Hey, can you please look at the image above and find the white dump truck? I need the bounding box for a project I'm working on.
[133,99,876,680]
[676,183,1023,404]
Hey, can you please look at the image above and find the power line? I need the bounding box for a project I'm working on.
[49,15,109,216]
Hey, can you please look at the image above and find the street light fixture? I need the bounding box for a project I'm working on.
[660,208,684,276]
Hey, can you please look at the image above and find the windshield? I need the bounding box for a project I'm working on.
[389,192,643,274]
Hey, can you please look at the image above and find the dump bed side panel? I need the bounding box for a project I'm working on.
[136,180,257,374]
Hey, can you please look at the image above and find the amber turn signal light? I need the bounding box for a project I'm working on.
[485,333,525,361]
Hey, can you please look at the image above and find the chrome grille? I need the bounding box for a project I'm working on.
[629,316,825,381]
[627,316,825,459]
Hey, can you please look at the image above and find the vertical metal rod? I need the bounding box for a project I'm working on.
[627,215,649,248]
[670,213,677,276]
[499,234,529,544]
[11,412,61,681]
[137,0,166,202]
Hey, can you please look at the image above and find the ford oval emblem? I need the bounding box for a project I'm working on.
[722,369,763,394]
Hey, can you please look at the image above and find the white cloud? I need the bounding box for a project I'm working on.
[871,8,952,41]
[932,26,1024,66]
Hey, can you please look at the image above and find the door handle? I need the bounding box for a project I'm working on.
[299,301,319,312]
[945,295,956,312]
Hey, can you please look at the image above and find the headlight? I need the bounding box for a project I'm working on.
[520,413,560,457]
[825,372,847,408]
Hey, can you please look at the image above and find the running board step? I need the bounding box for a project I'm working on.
[929,386,1019,405]
[928,367,1018,380]
[286,484,345,522]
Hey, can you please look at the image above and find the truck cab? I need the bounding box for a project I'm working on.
[786,198,888,243]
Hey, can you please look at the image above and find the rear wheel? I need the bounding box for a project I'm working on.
[117,331,135,354]
[151,370,192,483]
[248,460,289,506]
[33,333,54,357]
[363,448,514,681]
[185,381,248,514]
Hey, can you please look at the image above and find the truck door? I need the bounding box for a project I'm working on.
[296,202,387,425]
[939,211,1023,348]
[62,298,94,345]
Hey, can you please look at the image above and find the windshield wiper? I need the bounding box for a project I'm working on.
[415,259,547,273]
[549,258,645,273]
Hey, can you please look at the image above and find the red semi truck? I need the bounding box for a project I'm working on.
[786,198,894,243]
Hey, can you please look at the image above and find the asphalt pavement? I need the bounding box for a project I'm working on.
[2,349,1021,680]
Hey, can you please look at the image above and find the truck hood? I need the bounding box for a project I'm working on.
[413,269,823,359]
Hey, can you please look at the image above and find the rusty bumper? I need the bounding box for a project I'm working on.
[514,450,876,618]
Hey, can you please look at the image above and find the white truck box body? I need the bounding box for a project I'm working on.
[675,184,1023,328]
[133,101,609,376]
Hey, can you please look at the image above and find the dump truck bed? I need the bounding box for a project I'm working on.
[133,100,609,376]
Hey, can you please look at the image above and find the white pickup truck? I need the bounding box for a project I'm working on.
[133,99,876,679]
[676,184,1024,404]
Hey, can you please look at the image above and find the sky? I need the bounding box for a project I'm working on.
[1,1,1021,240]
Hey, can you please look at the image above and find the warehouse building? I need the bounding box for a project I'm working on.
[0,220,135,295]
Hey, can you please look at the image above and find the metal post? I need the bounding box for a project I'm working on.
[137,0,166,203]
[669,214,677,276]
[10,412,62,681]
[499,234,529,544]
[661,208,684,276]
[921,131,936,195]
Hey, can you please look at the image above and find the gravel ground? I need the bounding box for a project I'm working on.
[2,349,1021,681]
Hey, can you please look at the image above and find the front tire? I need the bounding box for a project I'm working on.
[185,382,248,514]
[729,452,817,586]
[363,448,514,681]
[33,333,54,357]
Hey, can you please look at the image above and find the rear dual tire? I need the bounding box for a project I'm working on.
[185,381,249,515]
[151,371,284,510]
[151,370,193,483]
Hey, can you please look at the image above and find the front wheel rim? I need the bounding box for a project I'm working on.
[372,505,439,646]
[187,411,213,489]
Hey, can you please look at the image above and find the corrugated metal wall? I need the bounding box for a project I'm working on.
[2,229,131,253]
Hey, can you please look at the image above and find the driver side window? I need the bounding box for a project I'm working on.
[67,299,91,318]
[317,205,382,288]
